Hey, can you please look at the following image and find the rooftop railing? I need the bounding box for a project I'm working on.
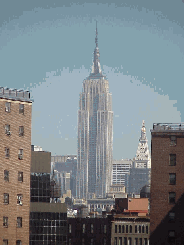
[0,87,34,102]
[153,123,184,131]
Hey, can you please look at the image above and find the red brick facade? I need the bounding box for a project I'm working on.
[0,98,32,244]
[150,127,184,244]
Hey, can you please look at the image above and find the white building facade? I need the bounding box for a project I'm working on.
[76,24,113,199]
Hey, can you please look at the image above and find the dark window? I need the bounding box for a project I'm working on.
[5,125,10,135]
[139,225,141,233]
[19,126,24,137]
[18,149,23,160]
[119,225,121,233]
[104,225,106,234]
[144,238,147,245]
[139,238,142,245]
[118,237,122,245]
[17,194,23,205]
[168,230,175,244]
[135,225,137,233]
[82,224,85,233]
[69,224,71,233]
[128,237,132,245]
[135,238,138,245]
[114,237,117,245]
[18,172,23,182]
[19,104,24,114]
[169,192,176,204]
[3,216,8,227]
[142,225,145,233]
[5,102,11,112]
[17,217,22,228]
[126,225,128,233]
[16,241,22,245]
[122,225,125,233]
[5,148,10,158]
[169,154,176,166]
[91,224,93,233]
[130,225,132,233]
[115,224,117,233]
[3,239,8,245]
[91,238,93,245]
[169,212,175,222]
[146,225,148,234]
[124,237,127,245]
[169,173,176,185]
[4,193,9,204]
[170,136,176,146]
[4,170,9,182]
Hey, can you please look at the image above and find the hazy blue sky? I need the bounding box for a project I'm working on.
[0,0,183,159]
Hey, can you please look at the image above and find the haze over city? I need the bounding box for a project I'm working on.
[0,0,183,159]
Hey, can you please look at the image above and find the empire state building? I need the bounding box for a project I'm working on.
[76,24,113,199]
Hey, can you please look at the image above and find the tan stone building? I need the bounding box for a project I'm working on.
[0,87,33,245]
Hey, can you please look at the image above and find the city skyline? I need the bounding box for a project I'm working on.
[0,0,183,159]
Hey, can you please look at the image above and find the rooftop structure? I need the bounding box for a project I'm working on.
[0,87,34,102]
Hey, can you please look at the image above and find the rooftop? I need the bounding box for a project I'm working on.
[151,123,184,132]
[0,87,34,102]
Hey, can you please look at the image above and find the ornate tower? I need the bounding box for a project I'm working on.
[134,120,151,168]
[76,23,113,199]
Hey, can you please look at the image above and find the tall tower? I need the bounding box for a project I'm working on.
[134,120,151,169]
[76,23,113,199]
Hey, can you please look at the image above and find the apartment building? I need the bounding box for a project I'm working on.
[150,123,184,244]
[0,87,33,245]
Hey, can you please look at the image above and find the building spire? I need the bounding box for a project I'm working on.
[91,21,102,75]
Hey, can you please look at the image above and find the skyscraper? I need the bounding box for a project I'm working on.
[76,23,113,199]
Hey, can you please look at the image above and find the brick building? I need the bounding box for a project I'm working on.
[150,123,184,244]
[0,87,33,245]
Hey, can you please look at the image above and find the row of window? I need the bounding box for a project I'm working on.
[69,238,106,245]
[4,148,24,159]
[3,239,22,245]
[69,224,107,234]
[3,193,23,205]
[4,125,24,136]
[5,102,24,114]
[115,224,149,234]
[3,216,22,228]
[4,170,23,182]
[114,237,148,245]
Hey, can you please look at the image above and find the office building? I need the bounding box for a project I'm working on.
[112,159,132,186]
[0,87,33,245]
[150,123,184,245]
[77,23,113,199]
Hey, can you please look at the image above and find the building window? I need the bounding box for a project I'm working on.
[169,173,176,185]
[5,148,10,158]
[168,230,175,244]
[3,217,8,227]
[169,212,175,222]
[4,193,9,204]
[91,238,93,245]
[130,225,132,233]
[124,237,127,245]
[82,238,85,245]
[69,239,71,245]
[103,238,106,245]
[19,126,24,137]
[82,224,85,233]
[169,192,176,204]
[114,237,117,245]
[18,172,23,182]
[135,238,138,245]
[170,136,176,146]
[122,225,125,233]
[139,238,142,245]
[3,239,8,245]
[18,149,23,160]
[16,241,22,245]
[118,237,122,245]
[17,194,23,205]
[146,225,148,234]
[4,170,9,182]
[119,225,121,233]
[5,102,11,112]
[126,225,128,233]
[91,224,93,233]
[17,217,22,228]
[115,224,117,233]
[128,237,132,245]
[139,225,141,233]
[104,225,106,234]
[169,154,176,166]
[142,225,145,233]
[69,224,71,233]
[144,238,148,245]
[135,225,137,233]
[19,104,24,114]
[5,125,10,135]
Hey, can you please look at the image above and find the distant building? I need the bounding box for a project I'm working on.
[0,87,33,245]
[107,184,127,199]
[87,198,115,213]
[150,123,184,245]
[112,159,132,186]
